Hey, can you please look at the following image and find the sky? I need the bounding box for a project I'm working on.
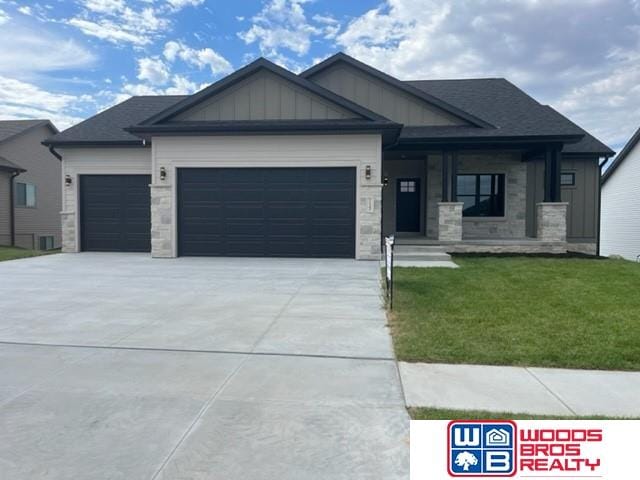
[1,0,639,152]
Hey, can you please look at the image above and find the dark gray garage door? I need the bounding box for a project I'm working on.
[80,175,151,252]
[178,168,356,258]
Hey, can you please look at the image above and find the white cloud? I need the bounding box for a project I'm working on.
[163,40,233,75]
[81,0,125,14]
[67,4,170,46]
[336,0,640,150]
[166,0,205,11]
[17,6,32,16]
[115,74,199,103]
[238,0,320,57]
[0,25,96,74]
[312,14,340,39]
[137,57,170,85]
[0,8,9,25]
[0,76,87,129]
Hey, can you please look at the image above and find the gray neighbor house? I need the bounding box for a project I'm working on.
[0,120,61,250]
[43,53,613,259]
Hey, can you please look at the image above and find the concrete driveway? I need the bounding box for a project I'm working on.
[0,253,408,479]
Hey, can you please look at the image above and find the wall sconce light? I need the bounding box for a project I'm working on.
[65,175,72,187]
[383,176,389,187]
[160,167,167,181]
[365,165,372,180]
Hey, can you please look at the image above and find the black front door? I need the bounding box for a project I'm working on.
[396,178,421,232]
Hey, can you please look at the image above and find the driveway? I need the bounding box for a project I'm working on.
[0,253,408,479]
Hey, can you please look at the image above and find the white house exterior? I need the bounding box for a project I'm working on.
[601,127,640,261]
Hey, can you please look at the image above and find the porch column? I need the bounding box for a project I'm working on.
[538,145,568,242]
[438,150,463,241]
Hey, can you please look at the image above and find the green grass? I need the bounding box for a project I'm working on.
[390,256,640,370]
[0,246,59,262]
[409,407,638,420]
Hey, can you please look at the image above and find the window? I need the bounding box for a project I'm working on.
[16,182,36,207]
[399,180,417,192]
[39,236,54,251]
[456,174,505,217]
[561,172,575,186]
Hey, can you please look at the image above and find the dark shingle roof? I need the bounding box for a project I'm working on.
[602,126,640,185]
[0,119,57,144]
[44,96,186,146]
[405,79,612,154]
[0,155,26,173]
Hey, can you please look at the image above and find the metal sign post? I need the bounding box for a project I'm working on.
[385,235,395,309]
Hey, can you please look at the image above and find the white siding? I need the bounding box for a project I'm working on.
[601,142,640,260]
[152,135,382,259]
[59,147,151,252]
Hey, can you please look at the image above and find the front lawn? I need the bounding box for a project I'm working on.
[0,246,58,262]
[409,407,637,420]
[390,256,640,370]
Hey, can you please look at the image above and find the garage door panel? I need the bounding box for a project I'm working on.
[80,175,151,252]
[178,167,355,258]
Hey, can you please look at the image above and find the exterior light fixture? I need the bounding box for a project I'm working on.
[365,165,372,180]
[160,167,167,181]
[65,175,72,187]
[383,176,389,187]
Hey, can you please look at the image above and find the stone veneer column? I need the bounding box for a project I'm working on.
[536,202,568,242]
[437,202,463,241]
[60,211,77,252]
[150,184,173,257]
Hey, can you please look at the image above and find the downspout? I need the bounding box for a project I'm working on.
[48,145,62,161]
[9,171,21,247]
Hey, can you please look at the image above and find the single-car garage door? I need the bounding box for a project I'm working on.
[80,175,151,252]
[178,167,356,258]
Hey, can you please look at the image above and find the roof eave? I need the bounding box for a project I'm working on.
[41,139,147,148]
[395,133,584,145]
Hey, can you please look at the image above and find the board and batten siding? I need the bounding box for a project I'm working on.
[601,143,640,260]
[151,134,383,260]
[307,63,468,126]
[526,156,600,248]
[59,147,151,252]
[0,124,61,249]
[174,70,358,122]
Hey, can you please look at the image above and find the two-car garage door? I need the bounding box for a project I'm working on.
[178,168,356,258]
[79,167,356,258]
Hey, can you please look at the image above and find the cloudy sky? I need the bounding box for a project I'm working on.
[1,0,639,152]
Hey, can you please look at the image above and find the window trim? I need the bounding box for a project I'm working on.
[456,173,506,218]
[15,182,37,208]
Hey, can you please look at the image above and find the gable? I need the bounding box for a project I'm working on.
[307,63,469,127]
[174,69,360,122]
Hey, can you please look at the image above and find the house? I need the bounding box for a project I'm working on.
[0,120,60,250]
[43,53,613,259]
[600,127,640,261]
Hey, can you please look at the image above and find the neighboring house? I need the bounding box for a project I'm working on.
[600,127,640,261]
[44,53,613,259]
[0,120,60,250]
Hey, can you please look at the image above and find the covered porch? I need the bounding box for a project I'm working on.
[382,143,570,254]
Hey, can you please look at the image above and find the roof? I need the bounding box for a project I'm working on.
[300,52,494,129]
[43,96,186,146]
[0,119,57,144]
[405,79,612,153]
[0,155,26,173]
[45,52,612,155]
[601,126,640,185]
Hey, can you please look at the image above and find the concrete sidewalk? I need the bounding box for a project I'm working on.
[400,362,640,417]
